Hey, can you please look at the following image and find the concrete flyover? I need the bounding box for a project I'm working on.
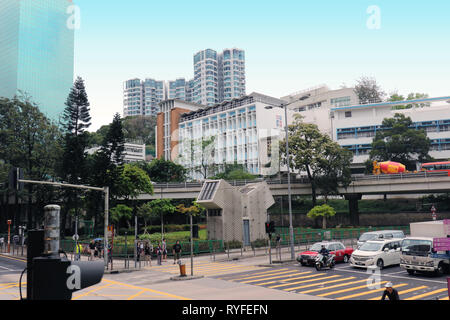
[138,171,450,200]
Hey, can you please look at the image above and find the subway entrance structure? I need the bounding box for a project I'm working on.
[197,180,274,246]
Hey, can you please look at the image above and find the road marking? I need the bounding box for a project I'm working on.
[317,281,388,297]
[0,265,16,271]
[368,286,428,300]
[266,274,338,288]
[256,272,316,286]
[240,271,311,284]
[72,283,114,300]
[330,266,448,285]
[299,279,370,294]
[337,284,408,300]
[102,279,191,300]
[127,290,146,300]
[0,255,26,263]
[440,296,449,300]
[219,268,289,280]
[163,264,262,275]
[231,270,297,282]
[404,288,448,300]
[282,277,356,291]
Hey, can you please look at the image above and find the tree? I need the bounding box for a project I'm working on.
[390,92,430,110]
[136,202,160,234]
[194,136,216,180]
[369,113,432,170]
[209,163,257,181]
[103,113,126,166]
[307,204,336,229]
[117,164,154,201]
[136,159,187,183]
[110,204,133,229]
[146,199,176,238]
[354,76,385,104]
[281,115,352,208]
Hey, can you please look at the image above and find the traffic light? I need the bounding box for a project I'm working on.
[8,167,24,191]
[265,221,276,234]
[265,222,270,234]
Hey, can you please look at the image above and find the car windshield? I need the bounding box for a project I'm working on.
[359,242,383,252]
[402,239,432,255]
[309,243,327,252]
[359,234,378,242]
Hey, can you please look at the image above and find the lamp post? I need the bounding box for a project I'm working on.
[265,99,299,260]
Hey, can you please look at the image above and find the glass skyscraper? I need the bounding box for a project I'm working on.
[0,0,75,121]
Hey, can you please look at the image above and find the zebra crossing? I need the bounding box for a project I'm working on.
[218,267,450,300]
[148,261,266,277]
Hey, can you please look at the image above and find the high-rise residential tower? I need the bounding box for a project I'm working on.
[219,48,246,102]
[193,49,219,106]
[123,78,165,117]
[0,0,75,121]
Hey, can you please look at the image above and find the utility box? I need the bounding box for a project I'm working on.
[197,180,275,245]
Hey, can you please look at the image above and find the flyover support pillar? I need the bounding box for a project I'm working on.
[345,194,362,226]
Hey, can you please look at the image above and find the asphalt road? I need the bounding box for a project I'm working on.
[0,255,25,275]
[216,262,450,301]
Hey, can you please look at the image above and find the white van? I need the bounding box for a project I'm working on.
[357,230,405,248]
[350,239,403,269]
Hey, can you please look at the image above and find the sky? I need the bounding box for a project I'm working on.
[73,0,450,131]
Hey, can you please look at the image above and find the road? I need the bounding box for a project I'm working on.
[0,253,448,300]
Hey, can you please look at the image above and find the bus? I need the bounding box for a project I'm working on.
[421,161,450,176]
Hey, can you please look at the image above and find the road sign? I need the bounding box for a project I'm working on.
[72,234,79,241]
[7,220,11,225]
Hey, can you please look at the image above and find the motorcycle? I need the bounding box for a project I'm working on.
[315,253,336,271]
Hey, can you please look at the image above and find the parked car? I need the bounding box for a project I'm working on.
[350,238,403,269]
[297,242,354,266]
[357,230,405,248]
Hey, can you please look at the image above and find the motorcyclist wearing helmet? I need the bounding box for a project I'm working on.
[319,245,330,265]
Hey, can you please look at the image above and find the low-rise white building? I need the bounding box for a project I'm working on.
[86,143,146,164]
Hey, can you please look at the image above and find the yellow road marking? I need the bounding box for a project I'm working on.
[404,288,448,300]
[240,271,312,284]
[0,254,26,263]
[127,290,146,300]
[230,269,294,281]
[317,281,388,297]
[337,284,408,300]
[440,296,449,300]
[199,267,264,277]
[72,283,114,300]
[163,264,261,274]
[256,272,315,286]
[0,284,19,290]
[102,279,191,300]
[369,286,428,300]
[264,274,335,288]
[299,279,370,294]
[284,277,357,291]
[220,268,290,280]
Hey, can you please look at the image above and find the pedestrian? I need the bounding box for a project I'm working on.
[75,242,83,261]
[162,238,167,262]
[381,282,400,301]
[144,242,152,266]
[276,234,281,260]
[89,240,96,261]
[173,240,182,265]
[156,242,163,265]
[94,241,100,258]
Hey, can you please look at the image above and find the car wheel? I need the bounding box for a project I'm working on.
[315,264,321,271]
[300,262,307,267]
[343,255,349,264]
[407,269,415,275]
[376,259,384,270]
[435,263,445,276]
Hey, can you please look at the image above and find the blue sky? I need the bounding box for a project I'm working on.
[73,0,450,130]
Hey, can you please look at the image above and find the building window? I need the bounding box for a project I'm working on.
[345,111,352,118]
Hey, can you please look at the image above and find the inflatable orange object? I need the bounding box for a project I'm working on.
[373,161,406,175]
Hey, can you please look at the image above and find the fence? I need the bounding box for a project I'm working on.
[274,226,410,246]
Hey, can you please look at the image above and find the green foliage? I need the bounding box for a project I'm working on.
[307,204,336,229]
[177,201,206,217]
[110,204,133,225]
[369,113,432,170]
[209,163,257,181]
[354,76,386,104]
[390,92,430,110]
[117,163,154,200]
[136,159,186,183]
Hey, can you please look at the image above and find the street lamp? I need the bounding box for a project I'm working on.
[265,99,300,261]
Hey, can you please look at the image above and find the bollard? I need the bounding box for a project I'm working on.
[179,263,186,277]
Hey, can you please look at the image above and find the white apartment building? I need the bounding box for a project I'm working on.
[332,96,450,169]
[282,85,359,138]
[86,143,146,164]
[176,93,290,180]
[123,78,165,117]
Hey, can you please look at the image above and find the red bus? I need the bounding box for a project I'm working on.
[421,161,450,176]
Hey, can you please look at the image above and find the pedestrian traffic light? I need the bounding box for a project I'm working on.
[265,222,276,234]
[265,222,271,234]
[8,167,24,191]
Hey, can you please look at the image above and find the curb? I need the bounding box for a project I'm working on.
[170,275,204,281]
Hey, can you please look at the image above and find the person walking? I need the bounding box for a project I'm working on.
[75,242,83,261]
[162,238,167,262]
[276,234,282,260]
[381,282,400,300]
[173,240,182,265]
[88,240,96,261]
[156,242,163,266]
[144,242,152,267]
